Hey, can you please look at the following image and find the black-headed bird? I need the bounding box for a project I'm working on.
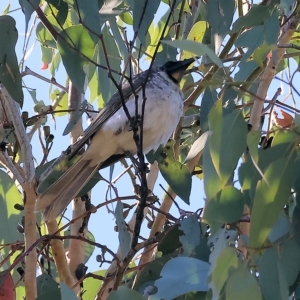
[36,58,195,221]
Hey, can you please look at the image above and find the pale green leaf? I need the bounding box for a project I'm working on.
[115,201,131,257]
[0,15,23,106]
[150,257,209,299]
[162,40,223,67]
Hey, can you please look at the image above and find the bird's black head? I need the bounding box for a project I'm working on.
[160,58,196,84]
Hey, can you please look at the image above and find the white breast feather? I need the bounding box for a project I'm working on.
[101,71,183,152]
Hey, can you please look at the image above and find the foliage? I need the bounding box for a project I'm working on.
[1,0,300,299]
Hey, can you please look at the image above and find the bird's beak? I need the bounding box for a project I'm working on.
[170,57,197,82]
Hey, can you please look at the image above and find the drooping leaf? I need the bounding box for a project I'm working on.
[231,0,278,33]
[203,101,248,199]
[57,25,96,92]
[161,40,223,67]
[134,254,174,293]
[18,0,40,33]
[60,283,77,300]
[280,239,300,286]
[63,100,88,135]
[203,186,244,233]
[268,211,291,243]
[207,0,234,52]
[0,170,23,246]
[72,0,101,42]
[179,215,201,256]
[45,0,68,26]
[200,88,218,132]
[249,154,296,248]
[226,263,262,300]
[107,286,144,300]
[36,274,60,299]
[211,247,238,297]
[181,21,209,60]
[0,16,23,106]
[259,247,288,300]
[115,201,131,257]
[36,22,56,49]
[157,224,182,255]
[96,25,121,106]
[185,131,209,163]
[150,257,209,299]
[82,270,106,300]
[132,0,160,46]
[147,140,192,204]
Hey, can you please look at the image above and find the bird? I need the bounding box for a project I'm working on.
[36,58,196,221]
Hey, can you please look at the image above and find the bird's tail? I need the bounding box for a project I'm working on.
[36,157,100,221]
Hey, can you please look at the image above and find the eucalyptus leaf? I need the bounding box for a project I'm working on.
[133,0,160,46]
[147,140,192,204]
[150,257,209,299]
[0,16,23,106]
[161,40,223,67]
[57,25,96,92]
[179,215,200,257]
[226,264,262,300]
[107,286,144,300]
[115,202,131,257]
[250,154,296,248]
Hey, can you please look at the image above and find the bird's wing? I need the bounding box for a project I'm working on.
[69,70,151,159]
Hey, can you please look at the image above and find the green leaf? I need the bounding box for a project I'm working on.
[231,0,278,32]
[207,0,234,47]
[133,0,160,46]
[36,22,56,49]
[281,239,300,286]
[203,102,248,199]
[268,211,291,243]
[211,247,238,295]
[203,186,244,232]
[200,88,218,132]
[19,0,40,33]
[2,2,10,15]
[50,89,68,116]
[72,0,101,42]
[45,0,68,26]
[82,270,106,300]
[181,21,209,60]
[57,25,96,92]
[151,257,209,299]
[108,286,144,300]
[36,274,60,298]
[157,224,182,255]
[60,282,77,300]
[147,140,192,204]
[161,40,223,68]
[115,201,131,257]
[63,100,88,136]
[0,16,24,106]
[259,247,288,300]
[179,215,200,256]
[96,25,121,106]
[0,170,23,246]
[226,264,262,300]
[134,254,174,292]
[249,154,296,248]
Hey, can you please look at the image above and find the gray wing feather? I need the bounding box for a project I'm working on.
[69,70,151,159]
